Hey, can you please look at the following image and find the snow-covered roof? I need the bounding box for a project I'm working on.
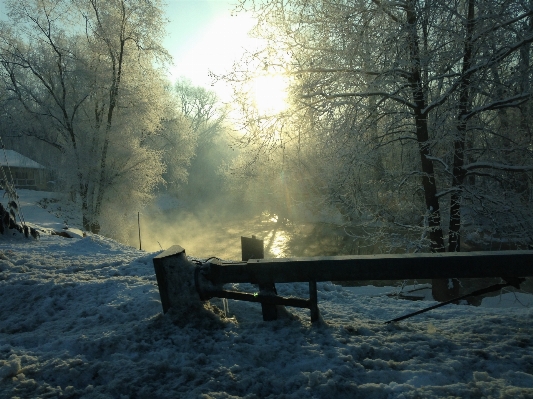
[0,149,45,169]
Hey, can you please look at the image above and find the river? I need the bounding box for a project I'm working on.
[133,208,532,296]
[135,210,382,260]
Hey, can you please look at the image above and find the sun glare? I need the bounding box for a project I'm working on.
[253,74,289,115]
[167,12,259,101]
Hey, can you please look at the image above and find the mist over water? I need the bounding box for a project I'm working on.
[134,207,276,260]
[131,206,302,260]
[129,194,379,260]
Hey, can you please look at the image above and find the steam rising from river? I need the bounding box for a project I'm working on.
[126,196,296,259]
[122,192,371,260]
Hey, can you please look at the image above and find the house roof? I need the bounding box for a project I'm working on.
[0,150,45,169]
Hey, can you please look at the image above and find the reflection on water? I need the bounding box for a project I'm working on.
[136,209,382,260]
[264,230,290,258]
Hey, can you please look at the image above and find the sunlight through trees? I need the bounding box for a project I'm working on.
[224,0,533,288]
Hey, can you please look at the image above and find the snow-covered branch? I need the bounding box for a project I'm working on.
[301,90,416,109]
[435,187,462,199]
[464,162,533,172]
[424,155,451,174]
[423,31,533,115]
[295,67,411,79]
[461,93,531,121]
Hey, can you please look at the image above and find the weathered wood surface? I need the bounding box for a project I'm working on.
[205,250,533,285]
[153,246,533,323]
[241,235,277,321]
[207,289,312,308]
[153,245,185,313]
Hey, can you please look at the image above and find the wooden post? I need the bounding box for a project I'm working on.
[152,245,188,313]
[241,235,264,261]
[241,235,278,321]
[309,280,319,323]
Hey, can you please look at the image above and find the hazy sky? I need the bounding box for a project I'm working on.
[0,0,258,99]
[163,0,258,98]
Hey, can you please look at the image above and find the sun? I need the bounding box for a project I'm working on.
[252,74,289,115]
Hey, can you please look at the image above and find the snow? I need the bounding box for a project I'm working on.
[1,190,533,398]
[0,150,45,169]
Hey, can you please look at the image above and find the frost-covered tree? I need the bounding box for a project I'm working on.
[226,0,533,298]
[173,78,234,205]
[0,0,193,235]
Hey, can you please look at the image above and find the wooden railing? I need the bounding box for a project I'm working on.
[153,237,533,323]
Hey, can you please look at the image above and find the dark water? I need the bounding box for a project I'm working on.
[140,210,382,260]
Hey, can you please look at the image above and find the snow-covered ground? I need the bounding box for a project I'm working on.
[1,190,533,398]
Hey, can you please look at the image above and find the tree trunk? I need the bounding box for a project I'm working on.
[406,0,457,301]
[448,0,476,253]
[91,0,127,227]
[406,1,445,252]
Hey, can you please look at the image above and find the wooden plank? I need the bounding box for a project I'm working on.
[205,250,533,284]
[208,289,312,308]
[309,280,319,323]
[241,236,278,321]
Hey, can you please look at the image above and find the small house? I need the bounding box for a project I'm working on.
[0,150,52,191]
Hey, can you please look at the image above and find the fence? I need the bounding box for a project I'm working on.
[153,237,533,323]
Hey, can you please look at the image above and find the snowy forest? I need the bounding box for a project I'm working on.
[2,2,533,397]
[224,0,533,252]
[1,0,533,260]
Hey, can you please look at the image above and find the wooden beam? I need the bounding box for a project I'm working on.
[205,250,533,285]
[241,235,278,321]
[309,280,319,322]
[207,289,312,308]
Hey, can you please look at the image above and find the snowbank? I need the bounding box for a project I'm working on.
[0,190,532,398]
